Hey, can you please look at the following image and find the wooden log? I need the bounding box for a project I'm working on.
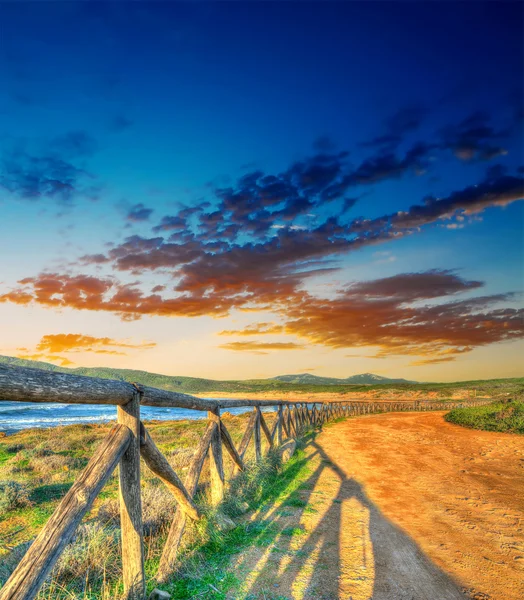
[156,421,216,582]
[294,406,301,434]
[208,409,224,505]
[220,420,245,472]
[276,405,283,445]
[259,410,273,449]
[237,411,257,457]
[229,410,257,477]
[118,395,145,600]
[0,425,131,600]
[287,406,298,438]
[0,364,133,405]
[270,410,279,441]
[281,406,290,438]
[139,424,200,520]
[0,363,220,411]
[254,408,262,462]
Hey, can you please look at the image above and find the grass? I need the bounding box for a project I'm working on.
[445,399,524,434]
[0,411,322,599]
[164,442,314,600]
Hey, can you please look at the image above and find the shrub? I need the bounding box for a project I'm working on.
[51,522,121,584]
[0,480,33,512]
[98,482,176,536]
[445,400,524,434]
[29,453,79,480]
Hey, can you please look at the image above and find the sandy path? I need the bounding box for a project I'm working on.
[231,411,524,600]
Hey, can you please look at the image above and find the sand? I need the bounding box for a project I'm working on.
[230,411,524,599]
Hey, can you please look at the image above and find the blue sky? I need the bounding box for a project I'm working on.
[0,1,522,380]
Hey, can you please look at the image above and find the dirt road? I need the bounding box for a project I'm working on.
[232,411,524,599]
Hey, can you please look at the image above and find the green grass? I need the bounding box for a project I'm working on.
[2,412,317,599]
[159,446,314,600]
[445,400,524,434]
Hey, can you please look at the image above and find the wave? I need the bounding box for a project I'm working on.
[0,400,274,434]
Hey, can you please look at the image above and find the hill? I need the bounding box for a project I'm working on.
[0,355,523,398]
[272,373,415,385]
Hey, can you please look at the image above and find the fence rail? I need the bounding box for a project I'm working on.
[0,364,491,600]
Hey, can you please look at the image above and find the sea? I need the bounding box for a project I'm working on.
[0,400,273,435]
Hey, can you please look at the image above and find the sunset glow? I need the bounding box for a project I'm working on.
[1,2,522,381]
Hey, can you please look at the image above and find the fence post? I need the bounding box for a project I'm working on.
[208,408,224,505]
[117,392,145,600]
[254,407,262,461]
[276,405,283,445]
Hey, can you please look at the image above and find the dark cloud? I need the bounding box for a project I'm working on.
[127,203,154,222]
[350,171,524,233]
[0,132,100,205]
[152,215,187,233]
[345,142,432,187]
[0,151,98,204]
[345,269,482,302]
[440,112,508,161]
[361,105,427,150]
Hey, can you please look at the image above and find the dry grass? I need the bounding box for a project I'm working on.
[0,411,278,598]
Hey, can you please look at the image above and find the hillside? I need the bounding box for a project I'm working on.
[272,373,414,385]
[1,355,523,399]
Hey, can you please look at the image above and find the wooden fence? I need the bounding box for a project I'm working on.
[0,364,491,600]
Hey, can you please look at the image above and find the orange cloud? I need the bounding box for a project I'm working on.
[218,322,284,336]
[15,353,74,367]
[13,334,157,367]
[280,272,522,362]
[36,333,156,354]
[2,269,522,365]
[218,341,304,355]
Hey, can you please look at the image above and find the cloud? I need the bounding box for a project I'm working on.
[0,133,100,205]
[15,353,74,367]
[350,171,523,233]
[360,105,427,150]
[13,333,156,366]
[2,167,522,327]
[218,322,284,336]
[152,215,187,233]
[410,356,456,366]
[1,134,523,365]
[126,203,154,222]
[35,333,156,354]
[280,271,523,360]
[440,112,508,161]
[218,341,304,355]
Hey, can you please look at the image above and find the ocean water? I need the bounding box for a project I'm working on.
[0,400,275,434]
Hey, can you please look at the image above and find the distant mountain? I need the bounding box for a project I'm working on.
[271,373,416,385]
[0,357,415,388]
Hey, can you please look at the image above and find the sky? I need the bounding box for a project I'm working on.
[0,1,523,382]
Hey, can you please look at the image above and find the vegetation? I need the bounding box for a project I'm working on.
[1,354,523,398]
[0,411,318,599]
[271,373,414,385]
[445,399,524,434]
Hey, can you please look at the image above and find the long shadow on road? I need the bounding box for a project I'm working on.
[236,436,466,600]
